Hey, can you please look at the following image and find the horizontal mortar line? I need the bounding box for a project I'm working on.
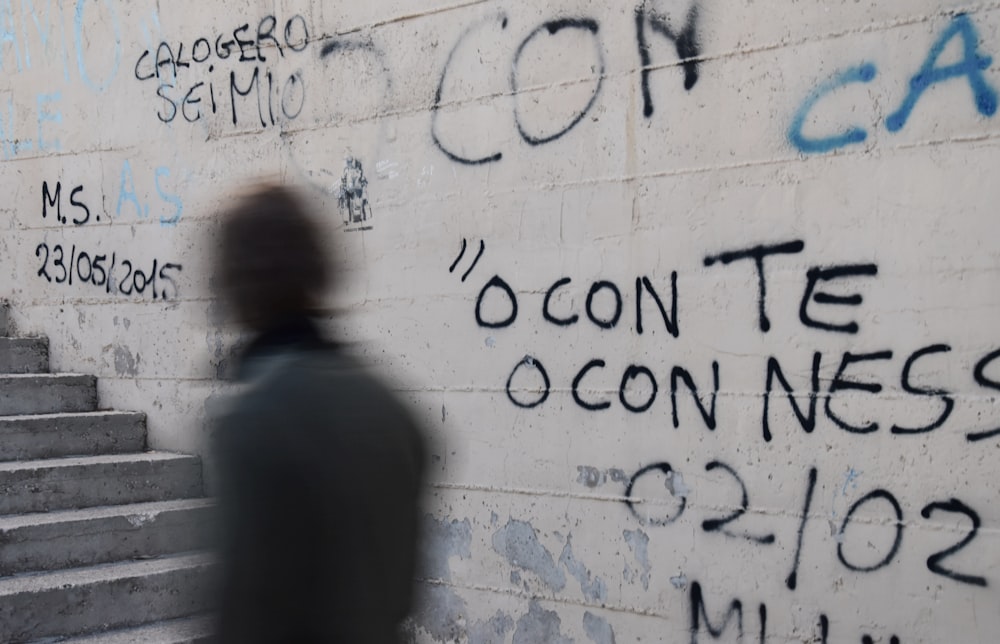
[336,0,494,35]
[4,374,222,384]
[55,374,461,386]
[353,263,1000,287]
[415,576,673,620]
[527,136,1000,193]
[11,299,363,319]
[22,166,1000,233]
[210,96,1000,188]
[22,220,194,231]
[894,129,1000,151]
[47,376,998,398]
[91,376,220,383]
[11,300,201,310]
[11,292,1000,333]
[208,125,285,142]
[15,295,220,305]
[428,483,1000,532]
[274,1,1000,130]
[12,297,342,319]
[1,146,121,162]
[419,576,996,643]
[277,122,1000,198]
[431,480,636,504]
[10,295,1000,318]
[417,574,999,627]
[10,299,198,310]
[405,386,1000,403]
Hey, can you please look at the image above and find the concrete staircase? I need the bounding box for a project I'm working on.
[0,302,215,643]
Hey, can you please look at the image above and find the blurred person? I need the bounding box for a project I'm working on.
[211,184,427,643]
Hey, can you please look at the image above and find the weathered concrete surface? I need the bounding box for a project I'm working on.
[0,337,46,373]
[0,374,97,416]
[0,553,214,642]
[3,0,1000,641]
[0,452,203,515]
[64,615,215,644]
[0,498,214,575]
[0,411,146,461]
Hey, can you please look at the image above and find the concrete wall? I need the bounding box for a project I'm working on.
[2,0,999,641]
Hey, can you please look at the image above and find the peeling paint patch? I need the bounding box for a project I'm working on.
[583,611,616,644]
[126,512,156,527]
[113,345,140,377]
[670,574,688,590]
[607,468,628,484]
[412,517,473,642]
[513,601,574,644]
[576,466,628,488]
[623,529,651,591]
[376,159,400,180]
[468,610,515,644]
[492,519,566,592]
[559,535,607,603]
[412,584,467,642]
[421,515,472,580]
[665,471,690,498]
[577,465,603,488]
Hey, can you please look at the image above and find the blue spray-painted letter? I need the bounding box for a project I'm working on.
[886,14,997,132]
[155,166,183,227]
[789,63,877,154]
[116,160,148,219]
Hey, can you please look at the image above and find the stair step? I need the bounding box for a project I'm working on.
[0,374,96,416]
[0,499,215,576]
[0,337,47,373]
[59,614,215,643]
[0,553,214,643]
[0,411,145,461]
[0,452,203,516]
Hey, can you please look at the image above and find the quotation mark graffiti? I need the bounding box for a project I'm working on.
[449,238,486,282]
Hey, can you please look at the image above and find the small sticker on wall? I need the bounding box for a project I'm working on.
[337,156,373,232]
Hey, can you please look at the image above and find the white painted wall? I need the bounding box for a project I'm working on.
[2,0,999,641]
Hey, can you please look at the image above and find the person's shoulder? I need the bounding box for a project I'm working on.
[306,349,423,423]
[298,346,379,384]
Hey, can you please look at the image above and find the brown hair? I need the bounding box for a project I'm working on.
[215,184,330,331]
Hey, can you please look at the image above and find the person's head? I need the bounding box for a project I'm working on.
[215,184,331,332]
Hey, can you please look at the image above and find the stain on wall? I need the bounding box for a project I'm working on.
[513,601,574,644]
[583,611,616,644]
[623,528,651,591]
[559,535,607,604]
[492,518,566,593]
[112,344,140,377]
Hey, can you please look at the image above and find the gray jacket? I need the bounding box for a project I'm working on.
[213,326,426,644]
